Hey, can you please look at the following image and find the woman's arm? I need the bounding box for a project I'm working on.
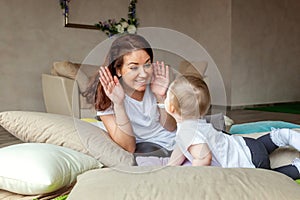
[99,66,135,152]
[188,143,212,166]
[100,104,136,153]
[156,96,177,132]
[151,62,177,131]
[167,145,186,166]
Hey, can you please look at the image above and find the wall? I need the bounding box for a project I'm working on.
[139,0,232,107]
[0,0,107,111]
[0,0,231,112]
[1,0,298,112]
[231,0,300,106]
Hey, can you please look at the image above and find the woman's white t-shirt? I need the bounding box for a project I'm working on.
[176,119,255,168]
[97,86,176,151]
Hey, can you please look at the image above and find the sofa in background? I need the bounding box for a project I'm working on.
[42,61,99,119]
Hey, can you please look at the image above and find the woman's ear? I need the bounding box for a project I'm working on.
[116,69,122,77]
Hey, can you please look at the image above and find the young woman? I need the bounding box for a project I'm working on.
[165,75,300,180]
[83,34,177,155]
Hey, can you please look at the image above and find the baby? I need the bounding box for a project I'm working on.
[165,75,300,180]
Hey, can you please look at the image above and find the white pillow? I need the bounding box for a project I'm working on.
[0,143,102,195]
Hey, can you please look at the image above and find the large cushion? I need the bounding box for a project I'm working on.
[0,143,101,195]
[178,60,208,78]
[0,111,86,153]
[230,120,300,134]
[0,111,135,167]
[68,166,300,200]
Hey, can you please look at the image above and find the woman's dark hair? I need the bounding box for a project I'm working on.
[83,34,153,111]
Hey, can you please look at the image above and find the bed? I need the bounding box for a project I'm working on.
[1,61,300,199]
[1,111,300,199]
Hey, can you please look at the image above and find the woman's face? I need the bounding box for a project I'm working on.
[118,49,153,93]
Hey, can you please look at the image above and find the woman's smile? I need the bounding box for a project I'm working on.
[118,49,153,93]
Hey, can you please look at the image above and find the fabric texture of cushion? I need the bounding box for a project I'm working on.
[51,61,80,80]
[67,166,300,200]
[0,111,135,167]
[230,120,300,134]
[0,111,87,153]
[0,143,101,195]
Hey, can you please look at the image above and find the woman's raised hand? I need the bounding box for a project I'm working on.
[99,66,125,105]
[151,61,170,98]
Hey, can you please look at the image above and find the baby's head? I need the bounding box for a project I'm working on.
[165,75,211,121]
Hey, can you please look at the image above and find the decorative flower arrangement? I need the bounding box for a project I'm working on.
[95,0,138,37]
[59,0,138,37]
[59,0,70,16]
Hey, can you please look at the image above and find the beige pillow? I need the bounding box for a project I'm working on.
[178,60,208,78]
[51,61,80,79]
[68,166,300,200]
[51,61,98,92]
[0,111,135,167]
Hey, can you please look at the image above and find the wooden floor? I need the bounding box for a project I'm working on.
[226,109,300,125]
[0,126,22,148]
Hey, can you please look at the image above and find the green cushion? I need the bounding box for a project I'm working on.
[229,121,300,134]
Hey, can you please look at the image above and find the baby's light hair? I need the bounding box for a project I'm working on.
[168,75,211,119]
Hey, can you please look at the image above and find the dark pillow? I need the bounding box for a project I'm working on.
[204,113,225,131]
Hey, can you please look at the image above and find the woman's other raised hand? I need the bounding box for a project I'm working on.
[151,61,170,98]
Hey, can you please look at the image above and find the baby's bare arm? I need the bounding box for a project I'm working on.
[168,146,186,166]
[188,143,212,166]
